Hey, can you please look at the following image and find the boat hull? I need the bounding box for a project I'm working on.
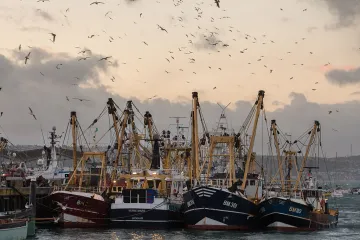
[183,186,257,230]
[257,197,338,231]
[110,202,183,229]
[36,196,59,225]
[50,191,110,228]
[0,220,28,240]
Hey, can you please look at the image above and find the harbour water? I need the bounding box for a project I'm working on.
[33,194,360,240]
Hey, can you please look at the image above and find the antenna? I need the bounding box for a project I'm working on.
[215,102,231,134]
[169,117,187,145]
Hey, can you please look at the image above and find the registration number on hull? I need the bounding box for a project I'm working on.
[289,207,302,214]
[223,200,237,209]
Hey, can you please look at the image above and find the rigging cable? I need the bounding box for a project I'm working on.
[40,124,46,145]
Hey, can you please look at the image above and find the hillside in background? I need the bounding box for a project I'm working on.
[1,145,359,181]
[258,155,360,182]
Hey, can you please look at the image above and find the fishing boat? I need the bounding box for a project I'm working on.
[331,189,344,198]
[257,120,339,231]
[26,126,71,183]
[350,187,360,195]
[48,111,111,228]
[109,134,185,229]
[50,98,170,228]
[183,91,265,230]
[0,219,28,240]
[50,188,109,228]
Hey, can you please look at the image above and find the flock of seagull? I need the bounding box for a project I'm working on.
[0,0,356,128]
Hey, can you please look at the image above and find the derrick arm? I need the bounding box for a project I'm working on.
[191,92,200,182]
[70,111,77,184]
[241,90,265,191]
[293,121,320,191]
[271,120,285,191]
[107,98,129,181]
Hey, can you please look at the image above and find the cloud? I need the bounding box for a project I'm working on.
[272,100,285,106]
[325,67,360,86]
[1,48,360,157]
[322,0,360,28]
[350,91,360,95]
[34,9,54,22]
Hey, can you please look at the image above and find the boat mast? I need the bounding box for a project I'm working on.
[127,101,138,171]
[107,98,129,180]
[191,92,200,183]
[70,111,77,184]
[271,120,285,191]
[144,111,154,147]
[241,90,265,191]
[293,120,320,191]
[169,116,187,146]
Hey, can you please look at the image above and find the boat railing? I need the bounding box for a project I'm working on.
[52,185,106,194]
[264,187,303,199]
[199,178,232,189]
[113,168,183,177]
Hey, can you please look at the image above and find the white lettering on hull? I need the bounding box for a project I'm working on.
[223,200,237,209]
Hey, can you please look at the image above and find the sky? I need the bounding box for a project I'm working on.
[0,0,360,157]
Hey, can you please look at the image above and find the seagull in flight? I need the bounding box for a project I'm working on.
[148,95,157,100]
[49,33,56,43]
[157,24,168,33]
[78,49,91,54]
[99,56,112,61]
[78,57,90,61]
[73,98,90,102]
[90,1,104,5]
[28,107,37,120]
[24,52,31,64]
[215,0,220,7]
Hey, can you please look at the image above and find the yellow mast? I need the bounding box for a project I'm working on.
[271,120,285,191]
[284,150,296,192]
[70,111,77,184]
[191,92,200,182]
[107,98,129,181]
[241,90,265,191]
[294,120,320,191]
[127,101,138,171]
